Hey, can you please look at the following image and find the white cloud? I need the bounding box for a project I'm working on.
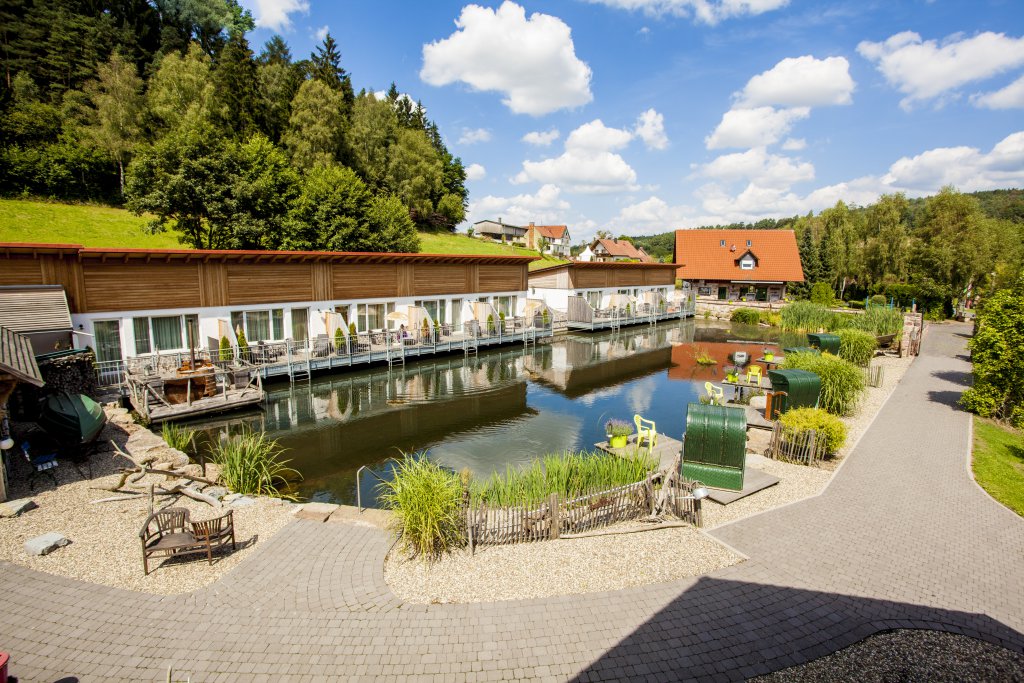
[458,128,492,145]
[242,0,309,31]
[634,108,669,150]
[584,0,789,25]
[699,147,814,189]
[705,106,809,149]
[857,31,1024,110]
[972,74,1024,109]
[467,184,571,226]
[465,163,487,181]
[738,55,854,107]
[314,25,329,41]
[781,138,806,151]
[882,131,1024,192]
[513,119,641,193]
[522,129,561,146]
[420,1,593,115]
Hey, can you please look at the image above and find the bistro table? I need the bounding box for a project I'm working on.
[722,376,772,401]
[755,356,784,368]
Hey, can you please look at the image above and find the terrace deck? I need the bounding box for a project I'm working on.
[565,308,692,332]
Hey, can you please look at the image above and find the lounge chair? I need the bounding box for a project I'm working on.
[704,382,725,405]
[634,415,657,455]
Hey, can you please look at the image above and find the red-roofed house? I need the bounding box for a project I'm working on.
[674,229,804,302]
[579,238,654,263]
[525,223,571,257]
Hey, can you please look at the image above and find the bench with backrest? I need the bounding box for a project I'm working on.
[139,507,236,575]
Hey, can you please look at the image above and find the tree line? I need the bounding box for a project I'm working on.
[0,0,468,252]
[629,188,1024,316]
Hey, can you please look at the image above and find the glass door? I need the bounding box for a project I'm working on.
[94,320,123,361]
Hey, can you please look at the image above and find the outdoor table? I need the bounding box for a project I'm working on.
[722,377,772,401]
[756,356,784,368]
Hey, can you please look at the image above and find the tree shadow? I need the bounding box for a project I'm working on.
[932,370,972,387]
[956,353,972,363]
[569,576,1024,681]
[928,390,966,408]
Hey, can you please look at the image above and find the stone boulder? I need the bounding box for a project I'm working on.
[25,532,70,556]
[0,498,37,518]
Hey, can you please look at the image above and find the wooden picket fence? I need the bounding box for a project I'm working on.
[865,363,884,388]
[766,421,828,466]
[465,477,703,552]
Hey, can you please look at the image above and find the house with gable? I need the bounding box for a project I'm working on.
[578,238,654,263]
[674,229,804,303]
[525,223,571,257]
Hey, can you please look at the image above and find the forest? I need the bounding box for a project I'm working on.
[629,189,1024,316]
[0,0,467,252]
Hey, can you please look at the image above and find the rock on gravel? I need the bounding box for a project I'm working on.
[753,629,1024,682]
[25,532,69,556]
[0,498,37,518]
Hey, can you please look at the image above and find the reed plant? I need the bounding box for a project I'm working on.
[850,306,904,336]
[782,352,866,415]
[730,307,761,325]
[837,328,877,366]
[211,429,300,498]
[780,301,835,332]
[693,347,717,365]
[469,451,655,507]
[377,454,465,559]
[162,421,197,454]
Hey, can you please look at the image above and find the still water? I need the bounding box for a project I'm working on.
[188,320,805,506]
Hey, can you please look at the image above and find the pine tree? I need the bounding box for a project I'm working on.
[212,30,259,138]
[310,33,354,118]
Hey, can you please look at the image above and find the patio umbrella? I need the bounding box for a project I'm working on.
[386,311,408,322]
[605,293,634,308]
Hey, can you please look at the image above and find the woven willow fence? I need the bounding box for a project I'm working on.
[465,476,703,552]
[766,421,828,466]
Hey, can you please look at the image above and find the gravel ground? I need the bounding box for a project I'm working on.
[754,629,1024,682]
[0,412,293,594]
[386,522,742,604]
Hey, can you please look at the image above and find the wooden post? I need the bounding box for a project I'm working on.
[466,506,474,555]
[548,493,560,540]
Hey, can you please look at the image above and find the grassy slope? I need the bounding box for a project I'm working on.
[972,417,1024,516]
[0,199,569,269]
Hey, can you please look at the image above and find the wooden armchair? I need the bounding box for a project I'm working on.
[140,507,236,575]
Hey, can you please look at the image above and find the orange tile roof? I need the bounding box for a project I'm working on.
[594,238,653,262]
[534,225,568,239]
[673,229,804,282]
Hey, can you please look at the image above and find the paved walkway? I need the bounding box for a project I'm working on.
[2,323,1022,682]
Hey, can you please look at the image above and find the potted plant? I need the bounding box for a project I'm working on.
[421,318,430,341]
[348,321,356,338]
[605,419,633,448]
[764,348,775,362]
[499,311,506,332]
[725,365,740,383]
[334,326,345,352]
[487,313,495,334]
[542,309,550,327]
[218,335,232,361]
[235,326,250,360]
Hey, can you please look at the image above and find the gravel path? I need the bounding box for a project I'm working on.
[753,629,1024,682]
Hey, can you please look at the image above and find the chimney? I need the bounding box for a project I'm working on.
[499,217,503,225]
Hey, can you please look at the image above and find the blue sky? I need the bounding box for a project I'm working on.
[239,0,1024,241]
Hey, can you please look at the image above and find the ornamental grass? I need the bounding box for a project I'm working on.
[837,328,878,366]
[782,351,866,416]
[377,454,465,560]
[778,407,847,455]
[212,429,300,498]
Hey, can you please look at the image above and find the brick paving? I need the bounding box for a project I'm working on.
[1,323,1022,682]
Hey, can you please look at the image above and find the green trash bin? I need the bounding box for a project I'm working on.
[806,333,840,354]
[682,403,747,491]
[767,369,821,414]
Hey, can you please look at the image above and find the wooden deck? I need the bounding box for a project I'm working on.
[595,432,682,474]
[565,309,692,332]
[142,388,265,423]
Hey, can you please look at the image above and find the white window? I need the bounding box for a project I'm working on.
[740,257,755,270]
[133,314,199,354]
[492,295,517,317]
[414,299,448,325]
[230,309,284,342]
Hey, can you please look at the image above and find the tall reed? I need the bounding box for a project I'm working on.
[783,352,866,415]
[211,429,300,498]
[377,454,465,559]
[162,421,197,454]
[837,328,877,366]
[780,301,835,332]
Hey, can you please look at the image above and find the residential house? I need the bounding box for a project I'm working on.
[673,229,804,302]
[524,223,571,257]
[578,238,654,263]
[472,219,528,246]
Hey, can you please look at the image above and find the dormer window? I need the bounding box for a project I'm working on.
[740,256,755,270]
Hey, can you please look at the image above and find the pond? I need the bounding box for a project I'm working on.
[186,320,807,506]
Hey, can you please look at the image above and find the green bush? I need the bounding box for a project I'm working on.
[212,430,300,498]
[869,294,887,306]
[235,327,249,355]
[961,277,1024,428]
[783,352,866,415]
[218,335,232,361]
[759,310,781,327]
[847,300,865,310]
[487,313,495,332]
[469,451,655,507]
[162,422,197,454]
[809,282,836,307]
[731,307,761,325]
[779,408,847,455]
[334,326,345,349]
[348,321,357,337]
[377,454,465,559]
[837,328,877,366]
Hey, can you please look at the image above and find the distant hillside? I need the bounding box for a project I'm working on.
[628,188,1024,262]
[0,198,565,270]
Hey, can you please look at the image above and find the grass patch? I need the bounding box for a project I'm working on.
[0,198,181,248]
[469,450,655,507]
[377,454,466,559]
[781,300,903,337]
[211,429,300,498]
[161,421,197,454]
[972,418,1024,516]
[419,231,568,270]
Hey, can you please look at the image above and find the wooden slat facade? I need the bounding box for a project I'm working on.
[0,246,534,314]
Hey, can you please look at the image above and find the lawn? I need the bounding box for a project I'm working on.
[0,198,181,248]
[0,198,570,269]
[972,417,1024,516]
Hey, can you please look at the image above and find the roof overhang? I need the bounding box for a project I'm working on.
[0,326,45,387]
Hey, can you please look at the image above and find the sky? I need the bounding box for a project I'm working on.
[238,0,1024,242]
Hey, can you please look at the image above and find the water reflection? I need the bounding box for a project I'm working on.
[188,320,798,506]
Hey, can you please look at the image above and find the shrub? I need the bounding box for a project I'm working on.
[235,327,249,355]
[780,301,834,331]
[487,313,495,332]
[869,294,887,306]
[847,300,865,310]
[605,419,633,437]
[783,352,865,415]
[377,454,465,559]
[837,328,877,366]
[809,282,836,307]
[334,326,344,349]
[469,451,655,507]
[541,309,550,326]
[731,307,761,325]
[779,408,847,455]
[961,277,1024,428]
[759,311,781,327]
[212,430,300,498]
[218,335,232,361]
[162,422,197,454]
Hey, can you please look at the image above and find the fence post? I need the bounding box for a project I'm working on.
[466,506,474,555]
[548,492,560,540]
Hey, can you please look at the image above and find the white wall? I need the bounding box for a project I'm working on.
[529,285,671,312]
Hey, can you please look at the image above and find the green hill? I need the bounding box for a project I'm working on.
[0,198,565,270]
